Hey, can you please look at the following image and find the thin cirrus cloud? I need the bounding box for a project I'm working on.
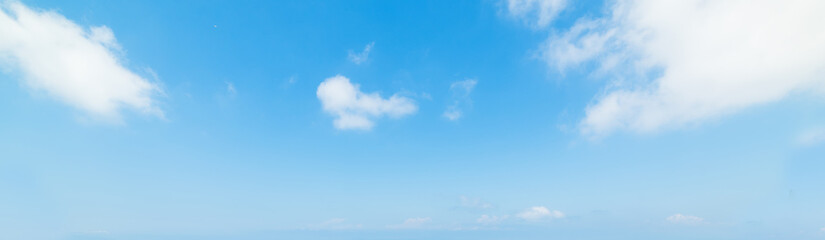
[443,79,477,121]
[533,0,825,137]
[0,2,163,121]
[348,42,374,65]
[316,75,417,130]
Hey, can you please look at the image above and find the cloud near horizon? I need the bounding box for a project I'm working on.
[316,75,417,130]
[0,1,163,121]
[387,217,431,229]
[307,218,363,230]
[516,206,564,221]
[665,214,703,224]
[537,0,825,137]
[477,214,508,224]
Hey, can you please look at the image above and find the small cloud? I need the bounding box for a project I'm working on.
[443,79,477,121]
[282,75,298,89]
[420,92,432,100]
[225,81,237,96]
[388,217,431,229]
[348,42,375,65]
[444,108,462,121]
[477,214,508,224]
[666,214,703,224]
[308,218,363,230]
[517,206,564,221]
[317,75,417,130]
[460,196,493,209]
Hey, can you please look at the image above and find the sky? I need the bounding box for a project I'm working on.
[1,0,825,239]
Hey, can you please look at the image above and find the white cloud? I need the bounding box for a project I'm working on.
[348,42,374,65]
[506,0,567,28]
[316,75,417,130]
[666,214,703,224]
[820,227,825,232]
[443,79,477,121]
[0,2,162,120]
[388,217,431,229]
[539,0,825,137]
[477,214,508,224]
[516,206,564,221]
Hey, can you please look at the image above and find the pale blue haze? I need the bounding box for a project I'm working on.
[1,1,824,240]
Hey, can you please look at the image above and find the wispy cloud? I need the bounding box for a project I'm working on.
[796,127,825,147]
[476,214,508,225]
[444,79,477,121]
[307,218,363,230]
[666,214,703,224]
[459,196,492,209]
[348,42,375,65]
[0,2,163,121]
[505,0,567,28]
[388,217,431,229]
[225,81,237,97]
[317,75,417,130]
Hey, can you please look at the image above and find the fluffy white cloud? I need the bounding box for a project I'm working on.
[665,214,703,224]
[541,0,825,136]
[506,0,566,28]
[348,42,374,65]
[388,217,431,229]
[444,79,477,121]
[316,75,417,130]
[0,2,162,120]
[516,206,564,221]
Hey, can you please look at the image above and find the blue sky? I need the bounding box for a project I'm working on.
[1,0,825,239]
